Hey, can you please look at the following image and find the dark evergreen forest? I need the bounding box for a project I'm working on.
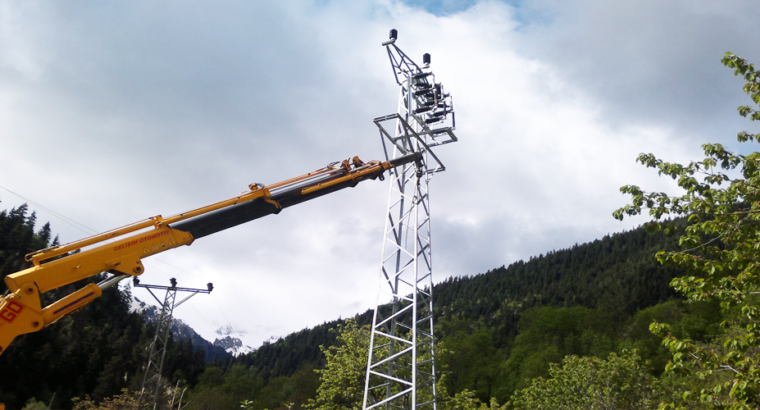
[0,204,713,409]
[0,205,205,409]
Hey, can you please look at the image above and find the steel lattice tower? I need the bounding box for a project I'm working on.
[363,30,458,410]
[135,278,213,410]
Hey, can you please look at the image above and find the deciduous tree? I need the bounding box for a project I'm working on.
[615,53,760,408]
[508,351,660,410]
[307,319,370,410]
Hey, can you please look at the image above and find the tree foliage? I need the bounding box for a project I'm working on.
[305,318,510,410]
[73,389,142,410]
[615,53,760,408]
[188,365,265,410]
[508,351,661,410]
[438,318,500,401]
[307,319,371,410]
[441,390,507,410]
[0,203,57,293]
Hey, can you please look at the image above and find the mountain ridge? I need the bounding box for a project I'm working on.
[130,296,237,360]
[233,223,684,380]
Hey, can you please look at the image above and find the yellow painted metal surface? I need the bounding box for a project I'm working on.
[0,155,400,356]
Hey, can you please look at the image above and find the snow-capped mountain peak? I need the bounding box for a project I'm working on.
[130,296,233,361]
[213,325,253,356]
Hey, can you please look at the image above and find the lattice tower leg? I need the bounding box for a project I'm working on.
[137,288,177,410]
[363,134,437,410]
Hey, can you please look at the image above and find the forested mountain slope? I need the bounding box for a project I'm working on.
[433,225,684,346]
[234,222,684,380]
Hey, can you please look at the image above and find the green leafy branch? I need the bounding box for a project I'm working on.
[614,53,760,409]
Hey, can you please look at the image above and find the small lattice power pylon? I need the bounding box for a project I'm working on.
[135,278,213,410]
[363,29,458,410]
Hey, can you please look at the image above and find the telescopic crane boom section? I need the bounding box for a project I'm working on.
[0,152,422,356]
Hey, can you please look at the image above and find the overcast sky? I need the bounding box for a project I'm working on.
[2,0,760,349]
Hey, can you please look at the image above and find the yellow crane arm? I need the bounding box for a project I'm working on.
[0,153,421,355]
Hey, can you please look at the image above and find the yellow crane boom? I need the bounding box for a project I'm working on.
[0,152,422,356]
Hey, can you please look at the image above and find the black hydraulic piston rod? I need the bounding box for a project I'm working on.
[172,152,423,239]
